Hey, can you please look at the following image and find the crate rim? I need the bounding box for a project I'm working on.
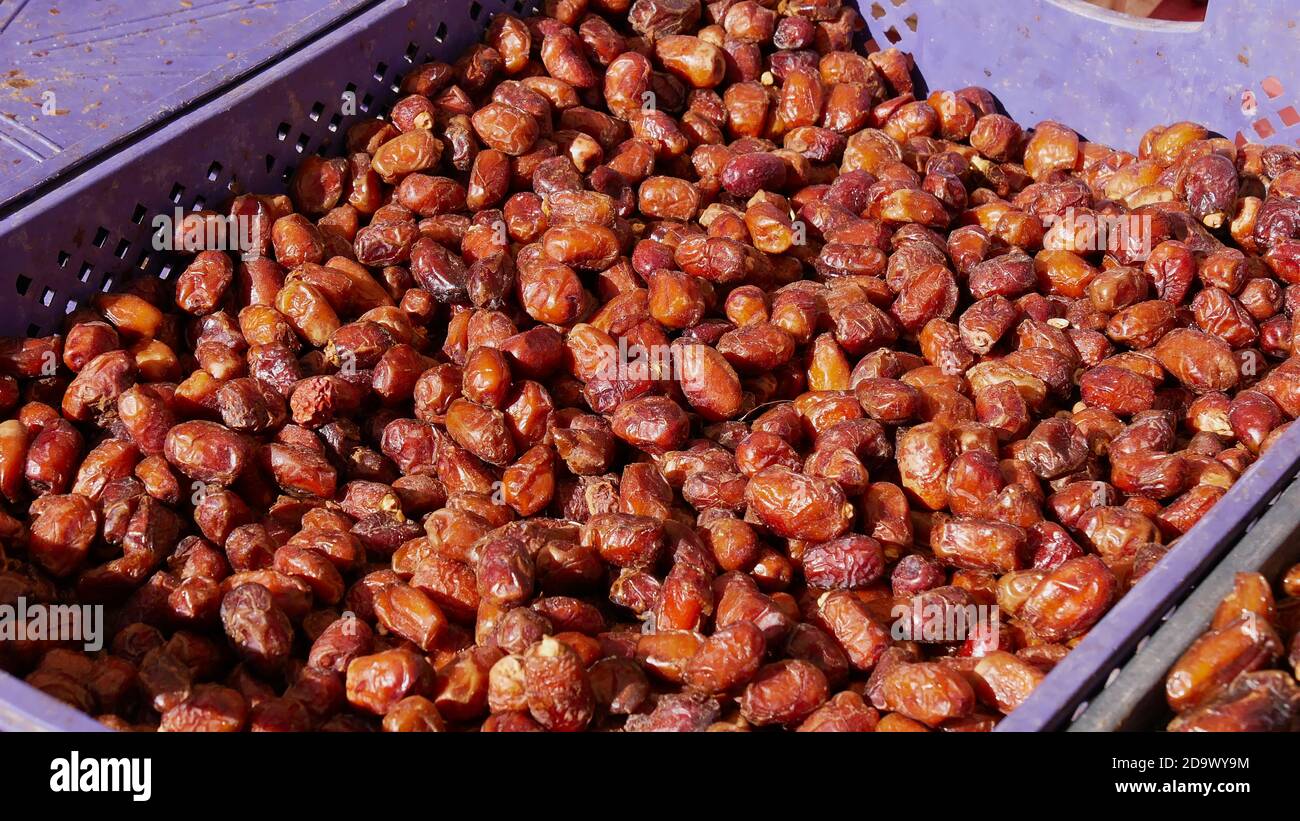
[0,0,382,219]
[1069,468,1300,732]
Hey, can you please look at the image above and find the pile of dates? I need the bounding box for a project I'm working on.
[2,0,1300,732]
[1164,568,1300,731]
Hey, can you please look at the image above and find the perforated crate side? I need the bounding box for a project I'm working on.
[0,0,530,338]
[866,0,1298,151]
[7,0,1298,337]
[0,0,370,211]
[1070,471,1300,732]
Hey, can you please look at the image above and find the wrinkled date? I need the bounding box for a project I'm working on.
[1164,566,1299,731]
[745,466,853,542]
[876,662,975,727]
[163,421,252,486]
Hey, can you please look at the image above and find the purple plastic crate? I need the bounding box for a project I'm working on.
[0,0,528,337]
[876,0,1300,731]
[0,0,1298,731]
[1070,466,1300,731]
[997,422,1300,731]
[869,0,1300,152]
[0,0,371,211]
[0,667,106,731]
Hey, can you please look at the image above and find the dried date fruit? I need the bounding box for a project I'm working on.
[1021,556,1116,643]
[739,660,828,726]
[220,583,293,672]
[817,590,889,671]
[346,650,434,715]
[745,466,853,541]
[523,636,595,732]
[933,518,1025,574]
[1154,328,1240,393]
[29,494,98,578]
[163,421,251,486]
[801,535,884,590]
[1168,671,1300,732]
[877,662,975,727]
[685,622,766,694]
[1166,616,1281,713]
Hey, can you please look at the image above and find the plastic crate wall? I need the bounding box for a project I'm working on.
[0,0,532,339]
[868,0,1298,152]
[1069,473,1300,731]
[0,0,370,211]
[862,0,1300,732]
